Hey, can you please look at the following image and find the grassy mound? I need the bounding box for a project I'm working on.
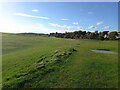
[3,48,77,88]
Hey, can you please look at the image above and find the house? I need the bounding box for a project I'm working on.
[104,34,108,39]
[116,32,120,40]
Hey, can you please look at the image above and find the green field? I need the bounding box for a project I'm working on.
[2,33,118,88]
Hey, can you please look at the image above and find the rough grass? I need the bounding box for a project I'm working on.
[2,33,118,88]
[3,48,77,88]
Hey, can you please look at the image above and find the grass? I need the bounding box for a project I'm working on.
[2,33,118,88]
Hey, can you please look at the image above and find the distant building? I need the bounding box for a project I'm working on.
[104,34,108,39]
[116,32,120,39]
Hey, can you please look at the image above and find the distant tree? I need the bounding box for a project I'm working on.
[72,31,79,39]
[50,33,55,37]
[81,31,86,39]
[70,33,75,39]
[108,31,118,40]
[94,31,99,39]
[99,32,105,40]
[49,30,118,41]
[87,31,91,35]
[95,31,98,34]
[103,31,109,40]
[89,33,96,39]
[103,31,109,35]
[64,33,71,38]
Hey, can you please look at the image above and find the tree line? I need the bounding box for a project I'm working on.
[49,30,120,40]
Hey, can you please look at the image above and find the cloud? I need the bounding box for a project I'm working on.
[88,31,96,32]
[13,13,49,19]
[77,27,85,29]
[27,23,73,34]
[96,22,103,25]
[66,26,73,29]
[32,9,39,12]
[88,26,97,29]
[49,23,73,29]
[72,22,79,24]
[49,23,61,27]
[0,19,35,33]
[0,18,72,34]
[61,18,69,21]
[88,11,93,15]
[104,26,110,29]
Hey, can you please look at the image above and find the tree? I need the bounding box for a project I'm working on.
[94,31,99,39]
[88,33,96,39]
[99,32,105,40]
[108,31,118,40]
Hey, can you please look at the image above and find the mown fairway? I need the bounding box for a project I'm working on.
[2,33,118,88]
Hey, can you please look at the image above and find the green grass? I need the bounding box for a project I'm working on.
[2,33,118,88]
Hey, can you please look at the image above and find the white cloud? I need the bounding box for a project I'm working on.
[32,9,39,12]
[13,13,49,19]
[77,27,85,29]
[88,26,97,29]
[49,23,61,27]
[27,23,73,33]
[0,19,72,34]
[0,19,35,33]
[51,29,71,33]
[49,23,73,29]
[88,31,96,32]
[104,26,110,29]
[66,26,73,29]
[96,22,103,25]
[61,18,69,21]
[72,22,79,24]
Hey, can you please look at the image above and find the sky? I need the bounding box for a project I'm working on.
[0,2,118,33]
